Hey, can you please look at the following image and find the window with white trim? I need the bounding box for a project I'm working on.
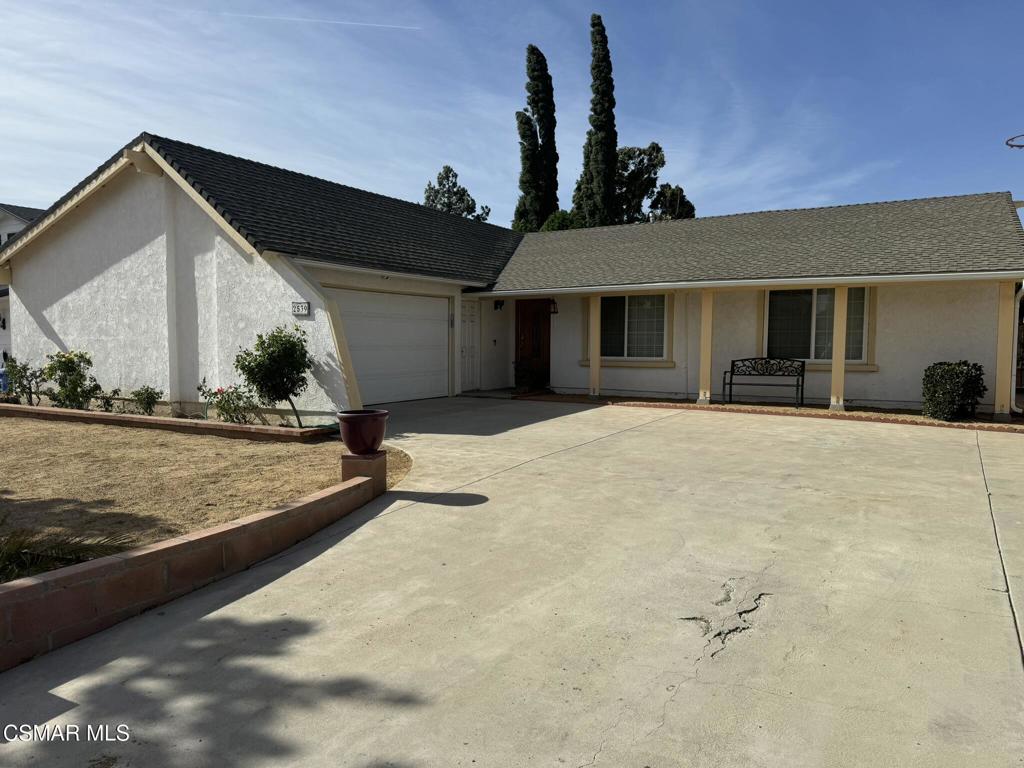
[599,295,666,358]
[765,288,867,362]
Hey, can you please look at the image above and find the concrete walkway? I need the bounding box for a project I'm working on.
[2,398,1022,767]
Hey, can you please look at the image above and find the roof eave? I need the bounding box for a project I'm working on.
[288,256,490,287]
[477,269,1024,297]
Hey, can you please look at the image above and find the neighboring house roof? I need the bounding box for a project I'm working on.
[492,192,1024,292]
[0,203,45,223]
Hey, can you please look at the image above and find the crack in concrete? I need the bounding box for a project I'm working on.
[706,592,771,659]
[678,616,711,636]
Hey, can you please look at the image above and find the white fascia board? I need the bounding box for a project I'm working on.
[290,257,488,288]
[473,270,1024,297]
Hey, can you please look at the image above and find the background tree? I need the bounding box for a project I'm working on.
[513,45,559,232]
[235,326,313,427]
[615,143,665,223]
[571,14,618,227]
[512,112,543,232]
[423,166,490,222]
[649,183,696,220]
[539,210,580,231]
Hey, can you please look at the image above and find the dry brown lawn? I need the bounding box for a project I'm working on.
[0,417,411,546]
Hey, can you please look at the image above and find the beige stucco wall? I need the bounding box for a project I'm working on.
[478,296,513,390]
[536,282,1002,410]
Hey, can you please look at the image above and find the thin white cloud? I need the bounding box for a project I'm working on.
[213,12,422,31]
[0,1,894,225]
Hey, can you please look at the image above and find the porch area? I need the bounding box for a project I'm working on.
[485,279,1021,420]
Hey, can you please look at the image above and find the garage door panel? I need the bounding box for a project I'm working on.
[332,289,450,405]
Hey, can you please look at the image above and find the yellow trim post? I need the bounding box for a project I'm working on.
[994,280,1016,421]
[589,295,601,396]
[830,286,848,412]
[698,288,714,404]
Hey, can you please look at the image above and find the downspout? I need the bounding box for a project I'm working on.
[1012,283,1023,414]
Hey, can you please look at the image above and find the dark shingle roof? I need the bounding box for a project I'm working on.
[0,203,45,223]
[144,135,522,284]
[493,192,1024,291]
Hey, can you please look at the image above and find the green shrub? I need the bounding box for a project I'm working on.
[921,361,987,421]
[130,385,163,416]
[96,388,121,413]
[197,378,263,424]
[42,351,103,410]
[234,325,313,427]
[5,358,45,406]
[0,514,133,583]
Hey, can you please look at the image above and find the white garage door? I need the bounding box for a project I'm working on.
[333,289,450,405]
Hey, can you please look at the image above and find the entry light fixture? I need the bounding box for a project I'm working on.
[494,300,505,311]
[549,299,559,315]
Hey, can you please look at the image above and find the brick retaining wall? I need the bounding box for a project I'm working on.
[0,402,336,441]
[0,477,374,672]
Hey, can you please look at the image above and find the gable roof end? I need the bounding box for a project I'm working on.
[0,133,523,285]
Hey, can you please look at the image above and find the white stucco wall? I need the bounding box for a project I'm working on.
[0,294,11,368]
[9,171,172,391]
[531,282,1004,410]
[7,169,352,416]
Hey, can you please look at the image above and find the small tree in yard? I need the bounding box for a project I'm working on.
[234,326,313,427]
[42,351,103,410]
[5,358,45,405]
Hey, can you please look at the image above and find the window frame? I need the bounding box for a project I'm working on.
[762,287,869,364]
[599,294,669,360]
[581,293,673,366]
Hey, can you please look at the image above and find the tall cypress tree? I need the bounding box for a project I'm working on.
[513,111,542,232]
[513,45,559,232]
[526,45,559,225]
[572,14,618,227]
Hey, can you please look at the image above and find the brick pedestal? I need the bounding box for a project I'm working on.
[341,450,387,498]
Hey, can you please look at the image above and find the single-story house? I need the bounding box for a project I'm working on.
[1,133,1022,420]
[0,203,45,369]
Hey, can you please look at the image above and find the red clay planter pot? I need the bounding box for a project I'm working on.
[337,409,389,455]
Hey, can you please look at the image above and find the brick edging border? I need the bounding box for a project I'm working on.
[0,402,336,442]
[0,477,376,673]
[517,395,1024,434]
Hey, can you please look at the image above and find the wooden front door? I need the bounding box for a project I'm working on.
[515,299,551,391]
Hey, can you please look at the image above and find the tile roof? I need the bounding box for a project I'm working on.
[493,192,1024,291]
[144,135,522,284]
[0,203,45,223]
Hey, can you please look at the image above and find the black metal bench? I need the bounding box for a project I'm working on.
[722,358,805,406]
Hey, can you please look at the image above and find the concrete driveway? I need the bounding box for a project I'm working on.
[2,398,1023,767]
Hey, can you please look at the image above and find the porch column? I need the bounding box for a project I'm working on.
[994,280,1016,421]
[829,286,848,412]
[589,295,601,396]
[697,289,714,404]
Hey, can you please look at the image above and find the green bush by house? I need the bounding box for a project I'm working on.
[921,361,987,421]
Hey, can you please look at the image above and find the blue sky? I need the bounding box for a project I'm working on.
[1,1,1021,225]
